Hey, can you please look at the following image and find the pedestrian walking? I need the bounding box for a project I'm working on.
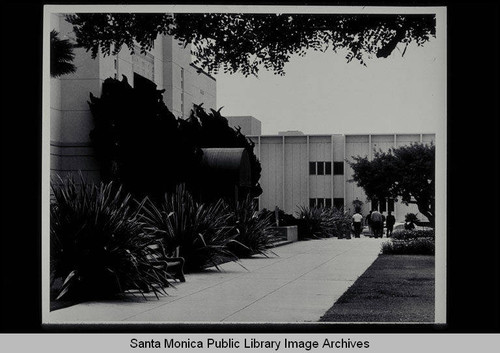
[386,211,396,237]
[370,209,383,238]
[352,211,363,238]
[366,210,373,237]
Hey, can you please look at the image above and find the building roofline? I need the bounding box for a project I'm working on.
[248,133,436,138]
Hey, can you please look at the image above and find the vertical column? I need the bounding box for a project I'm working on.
[258,136,261,210]
[306,135,310,203]
[330,135,334,204]
[282,135,285,210]
[394,134,397,220]
[368,134,372,160]
[343,135,347,210]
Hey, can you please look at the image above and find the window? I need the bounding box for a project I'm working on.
[317,198,324,208]
[325,162,332,175]
[309,198,316,208]
[309,162,316,175]
[317,162,324,175]
[325,198,332,208]
[333,162,344,175]
[334,198,344,210]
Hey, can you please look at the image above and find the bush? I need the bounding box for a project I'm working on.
[296,206,351,239]
[140,184,239,272]
[228,197,278,258]
[50,175,170,301]
[392,229,435,240]
[381,238,435,255]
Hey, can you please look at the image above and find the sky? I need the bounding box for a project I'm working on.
[214,35,445,136]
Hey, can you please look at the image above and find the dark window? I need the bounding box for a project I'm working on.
[388,199,395,212]
[317,198,324,208]
[309,198,316,208]
[309,162,316,175]
[134,72,156,91]
[317,162,324,175]
[333,162,344,175]
[325,162,332,175]
[325,198,332,208]
[334,198,344,210]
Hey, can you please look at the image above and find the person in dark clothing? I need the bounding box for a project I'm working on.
[366,210,373,237]
[370,209,383,238]
[386,211,396,237]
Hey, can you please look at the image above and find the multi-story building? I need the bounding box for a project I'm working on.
[50,13,216,182]
[247,124,435,222]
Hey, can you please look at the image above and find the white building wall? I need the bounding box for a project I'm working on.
[284,136,308,214]
[50,14,216,184]
[252,133,434,222]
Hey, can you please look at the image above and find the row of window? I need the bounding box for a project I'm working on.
[309,198,345,209]
[371,199,395,212]
[309,161,344,175]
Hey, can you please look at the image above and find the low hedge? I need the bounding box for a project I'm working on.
[381,238,435,255]
[391,229,435,240]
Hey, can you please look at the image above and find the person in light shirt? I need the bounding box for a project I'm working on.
[352,212,363,238]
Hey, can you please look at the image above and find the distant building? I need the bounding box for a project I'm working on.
[248,131,435,222]
[50,13,216,182]
[226,116,262,136]
[278,131,304,136]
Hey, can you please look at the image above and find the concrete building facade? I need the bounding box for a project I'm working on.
[249,132,435,222]
[50,13,216,182]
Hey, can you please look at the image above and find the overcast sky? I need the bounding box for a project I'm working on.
[215,34,445,135]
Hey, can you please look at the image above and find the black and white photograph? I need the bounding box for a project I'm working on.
[42,4,448,325]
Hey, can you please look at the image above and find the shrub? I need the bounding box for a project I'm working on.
[381,238,435,255]
[392,229,435,240]
[140,184,239,272]
[228,197,278,257]
[296,206,350,239]
[50,174,170,301]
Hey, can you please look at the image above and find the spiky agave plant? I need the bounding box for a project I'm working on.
[228,196,278,257]
[140,184,240,272]
[296,205,336,238]
[50,174,170,301]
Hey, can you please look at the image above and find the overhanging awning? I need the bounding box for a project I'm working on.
[200,148,251,187]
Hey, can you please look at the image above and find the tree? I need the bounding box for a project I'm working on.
[348,143,435,227]
[88,76,262,201]
[65,13,435,77]
[50,30,77,77]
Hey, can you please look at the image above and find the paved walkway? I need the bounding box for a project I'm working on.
[48,237,385,324]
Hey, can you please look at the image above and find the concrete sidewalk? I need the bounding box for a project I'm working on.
[48,237,384,324]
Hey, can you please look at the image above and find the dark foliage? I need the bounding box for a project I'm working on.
[50,174,170,301]
[50,30,76,77]
[88,76,261,202]
[228,196,278,258]
[348,143,435,227]
[66,13,435,76]
[140,184,240,272]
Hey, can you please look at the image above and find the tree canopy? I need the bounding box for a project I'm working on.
[66,12,436,76]
[348,143,435,226]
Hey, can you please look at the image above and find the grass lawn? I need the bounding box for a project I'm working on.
[320,254,434,323]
